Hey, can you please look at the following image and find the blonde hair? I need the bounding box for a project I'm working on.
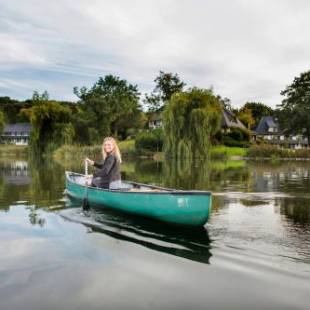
[102,137,122,163]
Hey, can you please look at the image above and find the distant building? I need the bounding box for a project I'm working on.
[254,116,280,140]
[283,135,308,149]
[221,108,247,132]
[254,116,308,149]
[1,123,32,145]
[148,113,163,129]
[147,108,248,132]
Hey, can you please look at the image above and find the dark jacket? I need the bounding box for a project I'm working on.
[92,154,121,188]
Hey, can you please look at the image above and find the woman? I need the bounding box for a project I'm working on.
[85,137,122,189]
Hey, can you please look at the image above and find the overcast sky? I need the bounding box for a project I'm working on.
[0,0,309,107]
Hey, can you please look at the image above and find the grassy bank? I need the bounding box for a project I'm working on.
[0,145,28,157]
[53,142,248,168]
[210,145,248,159]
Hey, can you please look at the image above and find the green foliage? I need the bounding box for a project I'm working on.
[0,96,32,123]
[228,128,243,141]
[74,75,142,142]
[216,95,234,112]
[279,70,310,145]
[118,139,136,154]
[210,145,248,160]
[0,75,146,151]
[163,88,222,159]
[241,102,273,127]
[219,127,251,148]
[32,90,50,101]
[113,111,148,140]
[53,123,75,145]
[135,129,164,152]
[222,136,250,148]
[144,71,186,111]
[248,144,310,158]
[227,127,251,141]
[21,100,72,152]
[237,107,255,129]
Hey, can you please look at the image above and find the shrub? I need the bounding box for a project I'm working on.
[217,128,251,147]
[294,148,310,158]
[226,127,251,142]
[248,144,291,158]
[248,144,277,158]
[135,129,163,152]
[125,128,137,139]
[228,128,243,141]
[222,136,250,148]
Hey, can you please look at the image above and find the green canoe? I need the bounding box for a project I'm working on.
[65,172,212,227]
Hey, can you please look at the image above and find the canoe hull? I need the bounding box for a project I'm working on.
[66,172,212,227]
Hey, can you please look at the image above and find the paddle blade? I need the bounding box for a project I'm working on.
[82,198,90,210]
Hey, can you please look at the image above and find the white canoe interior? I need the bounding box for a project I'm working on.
[70,174,171,192]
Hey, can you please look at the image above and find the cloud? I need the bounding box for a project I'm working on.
[0,0,309,106]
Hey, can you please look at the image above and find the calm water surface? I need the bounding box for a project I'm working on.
[0,157,309,310]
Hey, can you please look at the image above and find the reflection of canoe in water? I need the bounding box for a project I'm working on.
[65,172,212,227]
[60,206,212,264]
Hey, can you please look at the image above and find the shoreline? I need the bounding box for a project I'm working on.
[2,144,310,161]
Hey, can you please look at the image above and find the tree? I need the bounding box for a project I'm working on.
[0,96,31,123]
[21,99,72,151]
[217,95,234,112]
[241,102,273,127]
[237,107,255,130]
[145,71,186,111]
[279,70,310,146]
[53,123,75,145]
[32,90,49,101]
[113,111,148,139]
[163,88,222,159]
[74,75,141,141]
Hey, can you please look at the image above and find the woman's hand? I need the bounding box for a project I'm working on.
[85,174,93,185]
[85,157,94,166]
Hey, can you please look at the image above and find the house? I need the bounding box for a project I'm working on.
[1,123,32,145]
[254,116,308,149]
[148,113,163,129]
[221,108,247,132]
[147,108,248,132]
[281,135,308,149]
[254,116,280,141]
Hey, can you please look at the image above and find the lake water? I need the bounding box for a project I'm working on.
[0,157,309,310]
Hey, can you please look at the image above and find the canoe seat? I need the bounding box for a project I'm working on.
[128,188,163,192]
[110,188,165,192]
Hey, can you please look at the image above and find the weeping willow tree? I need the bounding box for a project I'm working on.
[163,88,222,159]
[21,100,72,152]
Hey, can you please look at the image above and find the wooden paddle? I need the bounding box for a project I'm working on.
[83,159,90,210]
